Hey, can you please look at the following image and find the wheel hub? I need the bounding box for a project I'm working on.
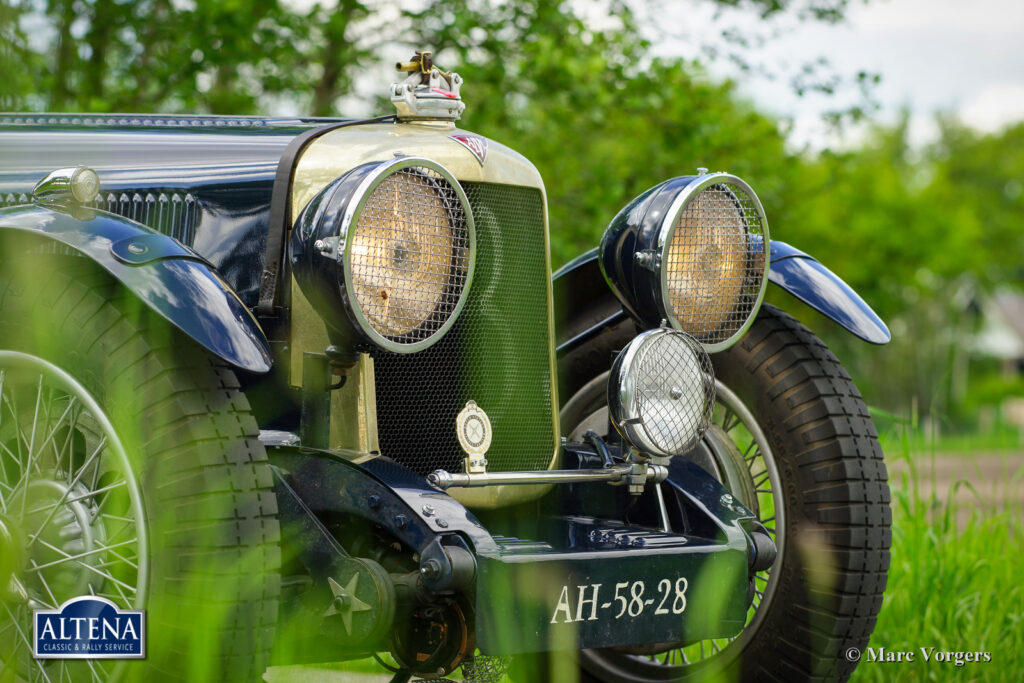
[19,475,108,599]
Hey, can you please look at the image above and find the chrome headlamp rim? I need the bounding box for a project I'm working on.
[656,172,770,353]
[337,155,476,354]
[609,327,715,458]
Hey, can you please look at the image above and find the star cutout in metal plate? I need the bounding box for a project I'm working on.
[324,574,373,635]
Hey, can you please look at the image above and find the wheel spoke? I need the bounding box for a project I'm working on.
[32,537,138,595]
[99,517,136,545]
[87,481,127,525]
[26,561,58,610]
[743,439,758,460]
[0,439,23,480]
[30,397,78,475]
[26,436,107,542]
[85,659,108,682]
[26,374,44,466]
[0,602,52,682]
[24,478,125,516]
[101,546,139,571]
[27,538,138,573]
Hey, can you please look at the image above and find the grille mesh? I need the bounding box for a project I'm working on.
[664,182,765,345]
[1,190,199,245]
[372,183,556,475]
[350,167,471,345]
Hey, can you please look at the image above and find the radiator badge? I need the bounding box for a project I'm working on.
[457,400,492,473]
[449,134,488,166]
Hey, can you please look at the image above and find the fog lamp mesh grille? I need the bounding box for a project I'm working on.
[664,182,766,345]
[632,331,715,456]
[350,167,471,345]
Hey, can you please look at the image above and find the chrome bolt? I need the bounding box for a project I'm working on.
[314,239,327,253]
[697,167,708,176]
[420,559,442,578]
[422,504,435,517]
[670,386,683,400]
[436,519,449,528]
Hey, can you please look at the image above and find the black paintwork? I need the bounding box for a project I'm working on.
[269,444,757,655]
[0,203,272,372]
[558,239,890,347]
[290,161,384,349]
[259,115,395,316]
[598,177,691,327]
[0,116,339,306]
[768,240,891,344]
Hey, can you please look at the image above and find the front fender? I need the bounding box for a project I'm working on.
[0,204,272,372]
[768,241,890,344]
[553,243,890,346]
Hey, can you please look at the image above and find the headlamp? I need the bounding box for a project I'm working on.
[291,156,475,353]
[600,172,769,352]
[608,327,715,458]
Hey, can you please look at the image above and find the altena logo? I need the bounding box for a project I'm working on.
[33,596,145,659]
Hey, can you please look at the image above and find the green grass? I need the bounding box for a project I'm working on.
[268,435,1024,683]
[850,445,1024,682]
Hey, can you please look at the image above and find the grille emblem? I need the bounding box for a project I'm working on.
[450,134,488,165]
[457,400,492,473]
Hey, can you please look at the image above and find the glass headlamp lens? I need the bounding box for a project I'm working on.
[609,328,715,457]
[344,163,473,350]
[661,179,767,349]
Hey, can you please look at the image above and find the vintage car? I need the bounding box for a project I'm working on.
[0,53,891,682]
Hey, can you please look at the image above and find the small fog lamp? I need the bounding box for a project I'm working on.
[608,327,715,457]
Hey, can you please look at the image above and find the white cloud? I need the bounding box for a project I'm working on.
[851,0,1024,35]
[960,83,1024,132]
[647,0,1024,148]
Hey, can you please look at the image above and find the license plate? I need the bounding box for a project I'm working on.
[475,544,748,654]
[549,576,689,624]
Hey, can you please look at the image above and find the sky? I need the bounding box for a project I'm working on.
[645,0,1024,149]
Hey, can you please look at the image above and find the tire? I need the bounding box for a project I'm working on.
[0,258,280,682]
[558,304,890,683]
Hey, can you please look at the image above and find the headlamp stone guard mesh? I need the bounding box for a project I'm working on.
[612,328,715,457]
[660,175,768,351]
[343,159,474,352]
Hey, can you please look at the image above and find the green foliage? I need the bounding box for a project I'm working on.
[1,0,1020,421]
[405,0,796,264]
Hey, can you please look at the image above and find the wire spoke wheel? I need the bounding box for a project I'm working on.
[555,304,889,683]
[0,351,147,683]
[561,372,782,678]
[632,379,783,672]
